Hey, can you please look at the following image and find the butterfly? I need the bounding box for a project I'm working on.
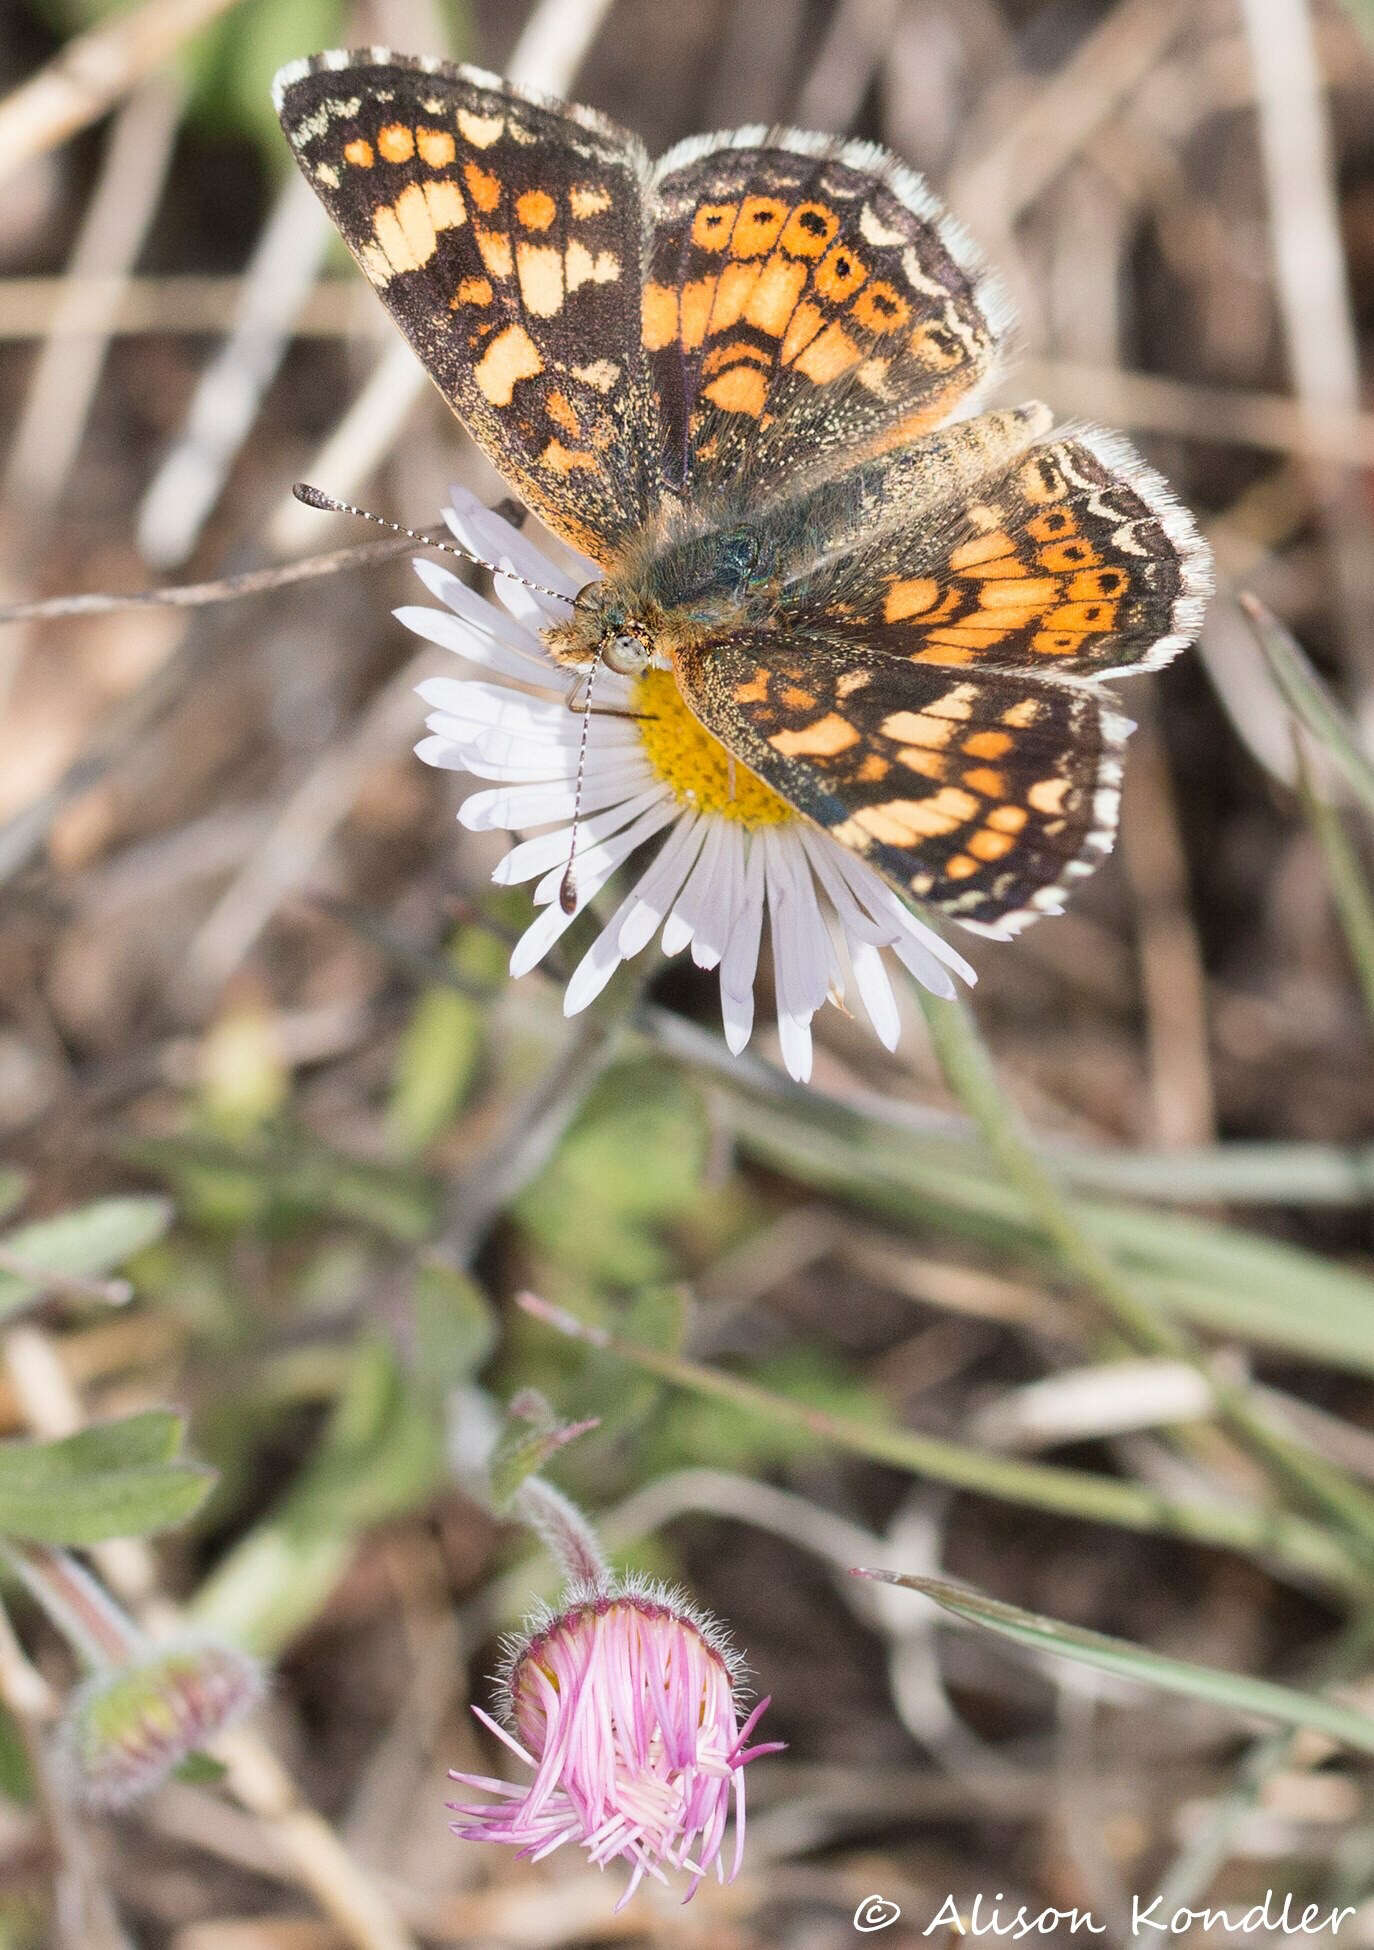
[275,49,1210,937]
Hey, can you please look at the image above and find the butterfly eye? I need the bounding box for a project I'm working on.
[603,632,650,675]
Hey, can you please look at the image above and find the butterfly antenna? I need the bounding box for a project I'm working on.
[291,482,592,609]
[559,653,602,915]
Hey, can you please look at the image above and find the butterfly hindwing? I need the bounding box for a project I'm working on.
[672,630,1128,933]
[644,131,1008,498]
[773,423,1211,679]
[274,50,656,560]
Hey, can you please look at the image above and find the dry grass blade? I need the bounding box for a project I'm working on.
[0,0,244,189]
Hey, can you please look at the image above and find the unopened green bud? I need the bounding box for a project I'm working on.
[56,1636,264,1808]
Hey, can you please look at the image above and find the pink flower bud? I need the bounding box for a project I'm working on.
[56,1636,264,1808]
[448,1578,783,1907]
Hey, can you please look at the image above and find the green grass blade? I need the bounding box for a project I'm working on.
[874,1572,1374,1758]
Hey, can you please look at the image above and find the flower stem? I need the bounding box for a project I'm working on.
[516,1292,1369,1601]
[513,1476,610,1591]
[916,988,1374,1565]
[2,1542,143,1670]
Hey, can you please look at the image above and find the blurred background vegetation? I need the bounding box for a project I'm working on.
[1,0,1374,1944]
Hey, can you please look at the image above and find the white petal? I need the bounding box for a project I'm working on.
[776,1007,813,1083]
[796,827,890,947]
[562,884,643,1014]
[719,831,766,1050]
[491,784,671,883]
[416,734,469,772]
[616,814,705,957]
[689,820,744,970]
[458,765,657,831]
[830,845,977,986]
[888,932,959,1001]
[660,816,731,963]
[848,938,902,1049]
[764,830,832,1020]
[402,573,545,655]
[531,797,678,908]
[444,489,582,598]
[496,560,567,633]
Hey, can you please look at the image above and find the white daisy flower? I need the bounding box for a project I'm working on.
[401,487,975,1085]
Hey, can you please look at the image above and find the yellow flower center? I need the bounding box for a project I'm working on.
[633,666,794,827]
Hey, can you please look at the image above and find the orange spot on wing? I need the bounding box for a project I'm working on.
[769,713,860,757]
[1069,568,1128,600]
[1039,538,1101,572]
[944,853,981,879]
[546,391,581,436]
[476,228,513,279]
[463,161,502,212]
[962,766,1008,798]
[516,188,557,231]
[743,254,808,336]
[642,283,679,348]
[813,242,867,302]
[707,261,761,333]
[987,804,1029,834]
[950,532,1017,571]
[472,322,544,405]
[896,748,948,780]
[850,281,910,334]
[452,276,493,307]
[978,578,1060,610]
[377,123,415,162]
[968,829,1015,862]
[692,203,737,251]
[1028,509,1076,541]
[780,202,839,257]
[539,438,598,475]
[343,137,374,167]
[570,184,612,218]
[962,730,1013,759]
[679,277,717,349]
[883,578,940,622]
[779,299,826,365]
[1028,777,1070,815]
[416,127,455,167]
[734,672,771,704]
[793,322,859,385]
[731,196,788,256]
[1044,601,1118,631]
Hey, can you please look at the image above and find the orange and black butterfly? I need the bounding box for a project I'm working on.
[275,50,1209,935]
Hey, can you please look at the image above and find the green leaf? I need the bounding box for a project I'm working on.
[516,1060,710,1285]
[386,920,506,1156]
[189,1337,445,1653]
[0,1197,172,1315]
[0,1413,213,1544]
[489,1392,599,1508]
[414,1261,498,1391]
[881,1572,1374,1759]
[0,1411,182,1488]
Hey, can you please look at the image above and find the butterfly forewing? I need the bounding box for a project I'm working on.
[644,132,1008,497]
[275,51,656,561]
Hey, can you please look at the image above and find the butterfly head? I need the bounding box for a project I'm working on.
[544,579,660,677]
